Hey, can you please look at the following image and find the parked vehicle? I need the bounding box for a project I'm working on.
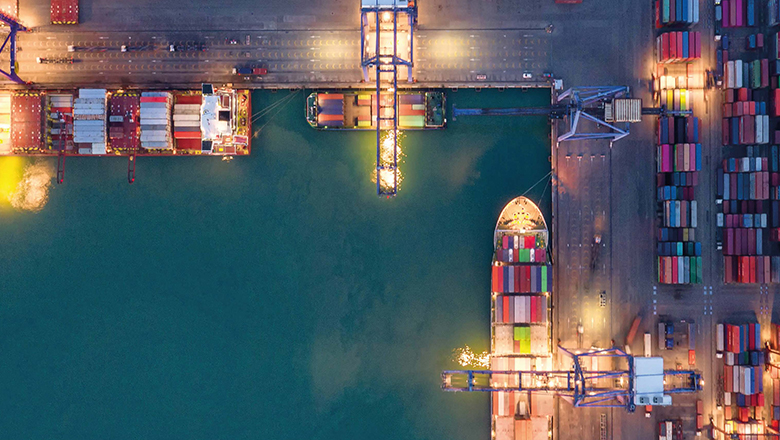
[233,67,267,76]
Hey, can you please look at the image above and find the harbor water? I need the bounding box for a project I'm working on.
[0,87,551,440]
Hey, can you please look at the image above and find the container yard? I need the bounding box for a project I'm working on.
[490,197,552,440]
[306,90,446,130]
[0,87,251,158]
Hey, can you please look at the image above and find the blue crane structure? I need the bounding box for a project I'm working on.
[453,86,690,146]
[441,346,702,412]
[360,0,416,197]
[0,12,28,85]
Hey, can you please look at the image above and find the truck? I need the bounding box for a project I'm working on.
[665,322,674,350]
[233,67,267,76]
[716,323,724,358]
[644,332,652,357]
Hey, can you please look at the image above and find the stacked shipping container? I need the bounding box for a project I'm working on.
[108,92,139,152]
[770,324,780,430]
[73,89,106,155]
[720,323,765,424]
[47,93,73,152]
[717,149,780,282]
[657,31,701,63]
[173,94,201,150]
[656,116,702,284]
[716,0,758,27]
[140,92,172,150]
[655,0,699,27]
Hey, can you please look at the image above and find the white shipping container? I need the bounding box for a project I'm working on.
[79,89,107,99]
[91,143,106,154]
[75,120,104,127]
[141,119,169,126]
[727,61,735,89]
[141,141,171,149]
[644,333,652,357]
[141,109,169,119]
[757,117,763,144]
[691,200,698,228]
[717,323,724,352]
[173,114,199,121]
[756,157,762,171]
[142,92,171,98]
[726,351,735,365]
[174,121,200,128]
[736,60,744,88]
[140,102,169,109]
[174,104,200,112]
[724,391,731,406]
[78,147,92,154]
[764,115,770,145]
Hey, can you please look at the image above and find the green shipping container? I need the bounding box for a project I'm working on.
[663,0,670,24]
[399,115,424,128]
[514,326,522,341]
[541,265,548,291]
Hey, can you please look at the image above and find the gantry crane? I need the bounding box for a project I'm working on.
[453,86,691,146]
[442,346,702,412]
[0,12,28,84]
[360,0,415,197]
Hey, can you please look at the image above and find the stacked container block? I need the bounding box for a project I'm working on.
[656,116,702,284]
[47,93,73,152]
[655,0,700,27]
[173,94,202,150]
[491,232,551,357]
[657,31,701,63]
[73,89,107,155]
[140,92,172,150]
[717,0,758,28]
[718,148,780,283]
[720,323,765,424]
[108,92,139,152]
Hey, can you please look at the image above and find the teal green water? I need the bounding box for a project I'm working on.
[0,88,550,440]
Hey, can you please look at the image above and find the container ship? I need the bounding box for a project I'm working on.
[490,196,554,440]
[305,90,445,129]
[0,85,251,157]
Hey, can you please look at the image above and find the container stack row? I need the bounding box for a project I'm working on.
[495,295,548,324]
[495,234,548,263]
[722,91,770,145]
[494,324,548,357]
[657,420,682,440]
[656,115,702,284]
[173,94,202,150]
[491,265,551,294]
[108,93,139,152]
[47,93,73,152]
[657,31,701,63]
[73,89,107,155]
[719,323,766,424]
[655,0,699,27]
[717,148,780,282]
[716,0,758,27]
[724,59,771,90]
[140,92,172,150]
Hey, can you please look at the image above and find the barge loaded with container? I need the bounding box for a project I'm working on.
[306,90,445,129]
[490,196,554,440]
[0,85,251,158]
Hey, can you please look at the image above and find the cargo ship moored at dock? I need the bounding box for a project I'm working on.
[490,196,554,440]
[0,85,251,158]
[306,90,445,129]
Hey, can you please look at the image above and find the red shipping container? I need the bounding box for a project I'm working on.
[723,119,730,145]
[503,296,509,322]
[750,256,757,283]
[736,0,743,27]
[670,32,677,59]
[765,256,771,283]
[530,296,537,323]
[774,90,780,116]
[695,31,701,58]
[726,88,735,103]
[514,267,520,292]
[676,32,683,61]
[758,255,765,284]
[724,104,732,117]
[492,266,499,291]
[672,256,678,282]
[688,349,695,365]
[739,88,749,101]
[750,323,756,350]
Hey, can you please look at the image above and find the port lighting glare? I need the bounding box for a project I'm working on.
[381,11,392,22]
